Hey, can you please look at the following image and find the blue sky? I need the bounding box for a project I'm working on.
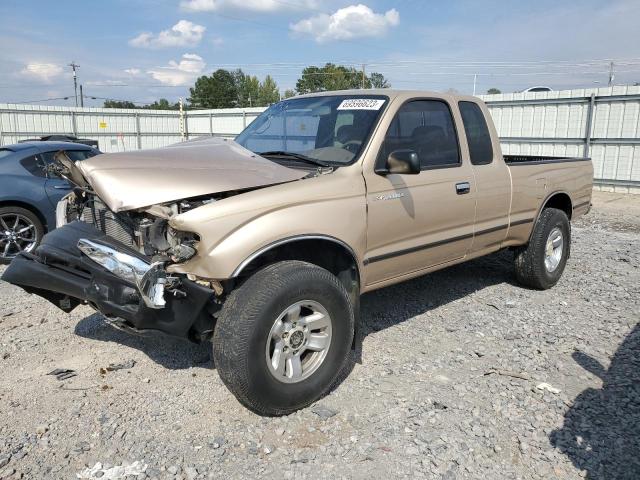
[0,0,639,106]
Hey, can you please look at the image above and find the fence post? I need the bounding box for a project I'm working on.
[209,112,213,136]
[184,111,189,140]
[71,111,78,137]
[242,110,246,129]
[584,93,595,158]
[135,113,142,150]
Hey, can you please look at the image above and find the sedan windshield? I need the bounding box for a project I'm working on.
[235,95,388,165]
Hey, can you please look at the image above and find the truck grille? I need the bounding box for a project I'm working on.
[80,198,137,248]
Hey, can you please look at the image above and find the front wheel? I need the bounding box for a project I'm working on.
[514,208,570,289]
[213,261,354,416]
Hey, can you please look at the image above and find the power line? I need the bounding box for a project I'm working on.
[16,96,74,104]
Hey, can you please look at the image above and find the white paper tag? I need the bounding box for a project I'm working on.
[337,99,385,110]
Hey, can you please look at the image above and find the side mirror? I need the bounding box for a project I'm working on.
[378,149,420,175]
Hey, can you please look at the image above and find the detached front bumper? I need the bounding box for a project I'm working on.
[1,221,214,341]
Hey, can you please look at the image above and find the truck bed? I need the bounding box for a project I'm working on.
[504,155,591,166]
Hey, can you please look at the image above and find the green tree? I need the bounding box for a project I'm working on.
[188,69,238,108]
[295,63,390,93]
[283,89,296,99]
[145,98,179,110]
[369,72,390,88]
[486,88,501,94]
[258,75,280,106]
[237,72,261,107]
[103,99,137,109]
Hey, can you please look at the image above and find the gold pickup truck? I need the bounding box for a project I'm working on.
[2,90,593,415]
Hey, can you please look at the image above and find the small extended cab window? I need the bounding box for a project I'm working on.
[379,100,460,169]
[459,101,493,165]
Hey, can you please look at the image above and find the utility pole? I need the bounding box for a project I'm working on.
[608,61,615,87]
[68,62,80,107]
[362,64,366,89]
[79,84,84,107]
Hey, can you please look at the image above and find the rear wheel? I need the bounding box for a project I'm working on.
[514,208,570,289]
[213,261,354,416]
[0,207,44,265]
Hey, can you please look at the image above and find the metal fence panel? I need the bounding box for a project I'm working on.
[1,87,639,192]
[481,85,640,192]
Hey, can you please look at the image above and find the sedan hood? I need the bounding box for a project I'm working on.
[76,138,307,212]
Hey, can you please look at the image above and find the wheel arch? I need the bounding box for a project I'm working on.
[231,235,361,300]
[528,191,573,242]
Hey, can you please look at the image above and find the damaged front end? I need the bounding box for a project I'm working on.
[2,189,222,342]
[2,141,309,342]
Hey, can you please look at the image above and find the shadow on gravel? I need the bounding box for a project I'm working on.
[550,323,640,480]
[358,249,516,340]
[74,250,516,375]
[74,312,213,370]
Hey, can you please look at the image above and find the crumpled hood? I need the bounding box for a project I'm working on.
[76,137,307,212]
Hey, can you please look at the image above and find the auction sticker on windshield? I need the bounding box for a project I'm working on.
[337,99,385,110]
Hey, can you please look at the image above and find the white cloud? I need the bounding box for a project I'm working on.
[86,80,127,86]
[20,63,64,82]
[148,53,206,86]
[290,4,399,43]
[211,36,224,48]
[124,68,142,75]
[180,0,316,13]
[129,20,206,48]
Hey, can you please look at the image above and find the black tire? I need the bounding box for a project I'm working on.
[213,261,354,416]
[0,206,45,265]
[514,208,570,290]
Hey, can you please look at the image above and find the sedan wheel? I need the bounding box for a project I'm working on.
[0,207,44,264]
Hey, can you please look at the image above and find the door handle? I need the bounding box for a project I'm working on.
[455,182,471,195]
[53,185,72,190]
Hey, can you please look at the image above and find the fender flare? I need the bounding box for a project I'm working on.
[230,234,360,279]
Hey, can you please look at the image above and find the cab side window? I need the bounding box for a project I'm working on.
[459,101,493,165]
[378,100,460,170]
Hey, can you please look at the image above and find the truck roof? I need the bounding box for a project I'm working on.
[293,88,481,103]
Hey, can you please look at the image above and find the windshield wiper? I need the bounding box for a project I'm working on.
[258,151,330,168]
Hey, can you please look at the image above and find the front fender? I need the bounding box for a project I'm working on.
[167,170,367,280]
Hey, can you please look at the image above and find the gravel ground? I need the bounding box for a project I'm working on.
[0,191,638,480]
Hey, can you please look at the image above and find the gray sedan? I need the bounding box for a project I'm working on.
[0,141,100,263]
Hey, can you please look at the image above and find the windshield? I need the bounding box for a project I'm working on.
[235,95,388,165]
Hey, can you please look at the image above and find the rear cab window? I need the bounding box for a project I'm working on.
[459,101,494,165]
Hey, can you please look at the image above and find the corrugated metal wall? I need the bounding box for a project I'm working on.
[2,86,639,192]
[480,85,640,193]
[0,104,264,153]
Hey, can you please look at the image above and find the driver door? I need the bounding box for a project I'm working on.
[363,99,476,286]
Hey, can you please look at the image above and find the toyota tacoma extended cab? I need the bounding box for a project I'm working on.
[2,90,593,415]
